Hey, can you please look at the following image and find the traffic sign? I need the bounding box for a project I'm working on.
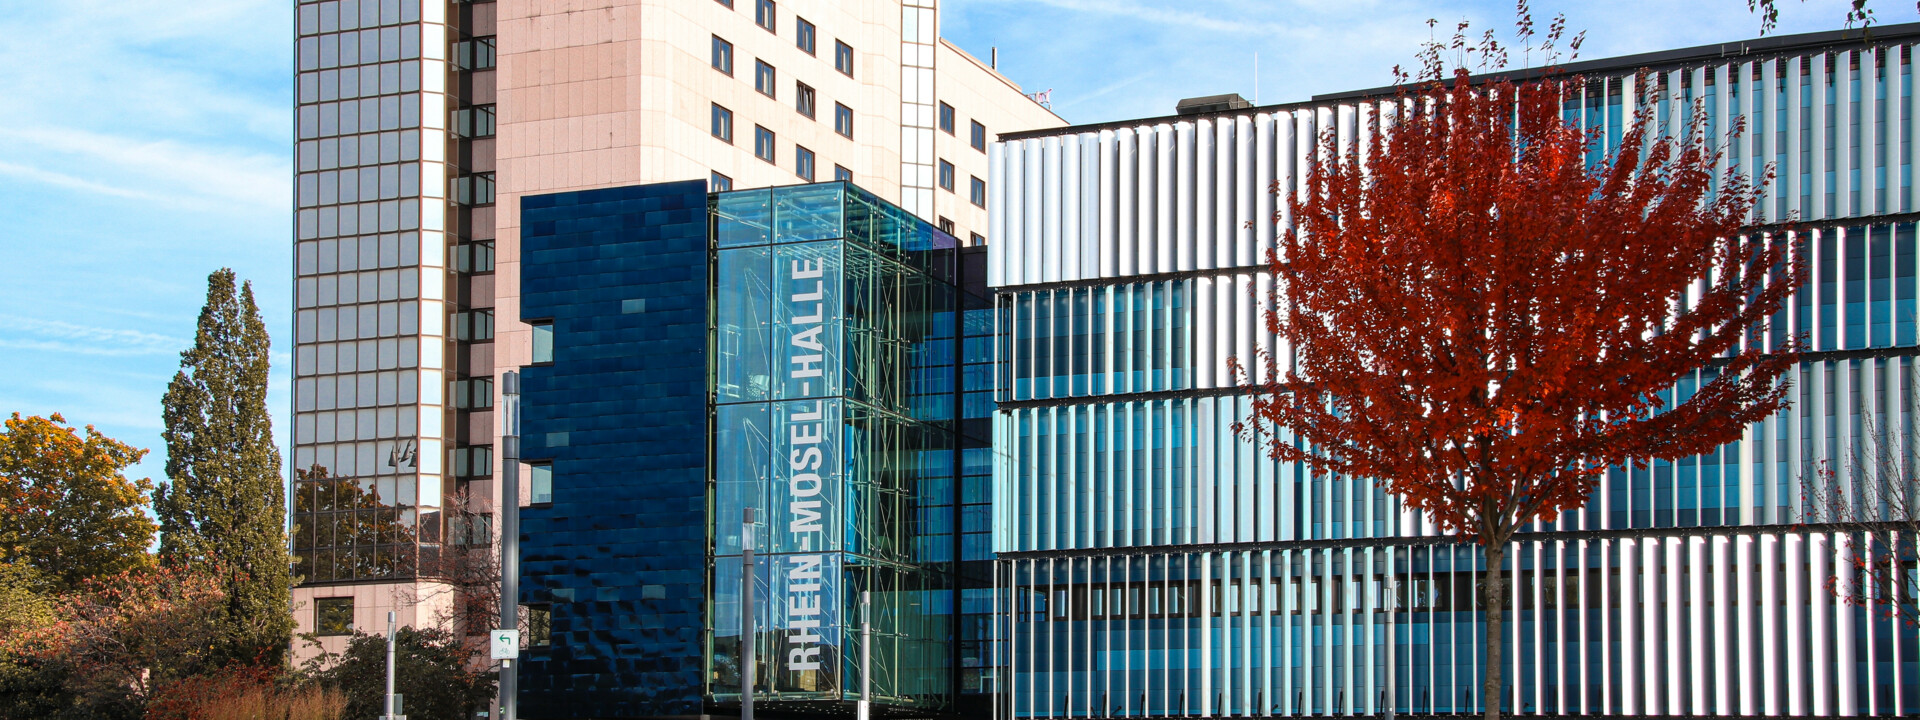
[490,629,519,660]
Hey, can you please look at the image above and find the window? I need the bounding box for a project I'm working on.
[711,171,733,192]
[526,605,552,647]
[453,37,497,71]
[451,173,494,205]
[452,105,496,138]
[452,445,493,478]
[796,17,816,55]
[834,103,853,139]
[970,120,986,151]
[454,241,495,273]
[531,321,553,364]
[531,463,553,505]
[754,126,776,163]
[834,40,853,76]
[754,60,776,97]
[969,232,985,246]
[755,0,776,32]
[316,597,354,636]
[796,145,816,181]
[711,103,733,143]
[796,82,816,118]
[938,159,955,191]
[711,36,733,75]
[970,176,986,207]
[938,217,955,234]
[715,0,732,7]
[938,102,955,134]
[452,377,494,409]
[834,165,853,182]
[451,511,493,546]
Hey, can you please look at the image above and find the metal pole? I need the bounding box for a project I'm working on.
[858,590,871,720]
[385,611,396,719]
[499,370,521,720]
[1386,546,1396,720]
[742,508,756,720]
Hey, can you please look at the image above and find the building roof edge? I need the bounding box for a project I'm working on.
[999,21,1920,143]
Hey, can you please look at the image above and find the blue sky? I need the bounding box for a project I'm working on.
[0,0,1872,484]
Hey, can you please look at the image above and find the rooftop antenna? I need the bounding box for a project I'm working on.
[991,46,997,69]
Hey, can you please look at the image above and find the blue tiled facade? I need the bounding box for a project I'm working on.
[517,181,711,717]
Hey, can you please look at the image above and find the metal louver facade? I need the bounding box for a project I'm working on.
[986,24,1920,718]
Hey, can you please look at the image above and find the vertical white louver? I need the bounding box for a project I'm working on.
[987,39,1920,718]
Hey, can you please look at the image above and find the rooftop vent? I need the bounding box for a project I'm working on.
[1175,93,1252,115]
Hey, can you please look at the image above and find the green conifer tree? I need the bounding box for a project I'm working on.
[156,269,292,667]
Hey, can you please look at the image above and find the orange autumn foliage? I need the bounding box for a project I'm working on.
[1239,47,1804,719]
[1247,70,1800,546]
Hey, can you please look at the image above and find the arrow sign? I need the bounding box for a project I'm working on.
[490,629,519,660]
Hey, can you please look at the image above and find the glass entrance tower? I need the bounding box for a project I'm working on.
[514,180,986,718]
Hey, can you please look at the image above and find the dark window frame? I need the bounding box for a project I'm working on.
[796,81,816,119]
[938,159,955,192]
[834,103,853,139]
[711,171,733,192]
[834,165,853,183]
[970,176,986,207]
[754,125,776,163]
[796,145,816,181]
[530,320,555,365]
[938,102,955,134]
[834,40,854,77]
[316,597,355,636]
[796,17,816,55]
[711,35,733,75]
[970,120,986,151]
[529,462,554,506]
[938,216,955,234]
[711,103,734,143]
[754,60,776,98]
[525,603,552,647]
[755,0,776,32]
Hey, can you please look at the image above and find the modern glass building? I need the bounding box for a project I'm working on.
[985,24,1920,718]
[513,180,1000,717]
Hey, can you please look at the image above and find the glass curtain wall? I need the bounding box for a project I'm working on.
[707,183,962,712]
[291,0,449,585]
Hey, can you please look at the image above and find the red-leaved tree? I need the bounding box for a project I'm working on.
[1240,19,1803,720]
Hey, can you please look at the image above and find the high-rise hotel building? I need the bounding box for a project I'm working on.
[988,24,1920,718]
[287,0,1059,664]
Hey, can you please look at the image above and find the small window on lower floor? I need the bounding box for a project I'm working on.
[526,604,552,647]
[531,463,553,505]
[938,217,955,234]
[834,165,853,183]
[712,171,733,192]
[531,321,554,364]
[795,145,815,181]
[316,597,354,636]
[969,232,985,246]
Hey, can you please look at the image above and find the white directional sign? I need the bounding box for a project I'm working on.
[490,629,519,660]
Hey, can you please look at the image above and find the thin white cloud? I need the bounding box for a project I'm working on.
[0,159,164,202]
[0,126,287,212]
[993,0,1302,37]
[0,316,185,358]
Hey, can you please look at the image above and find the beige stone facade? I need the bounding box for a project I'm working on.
[291,0,1061,668]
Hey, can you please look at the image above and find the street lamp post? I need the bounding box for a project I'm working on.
[499,371,521,720]
[742,508,756,720]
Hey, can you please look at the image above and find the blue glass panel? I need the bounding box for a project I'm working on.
[716,245,774,402]
[716,188,772,247]
[774,183,844,243]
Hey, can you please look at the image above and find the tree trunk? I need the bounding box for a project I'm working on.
[1484,541,1506,720]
